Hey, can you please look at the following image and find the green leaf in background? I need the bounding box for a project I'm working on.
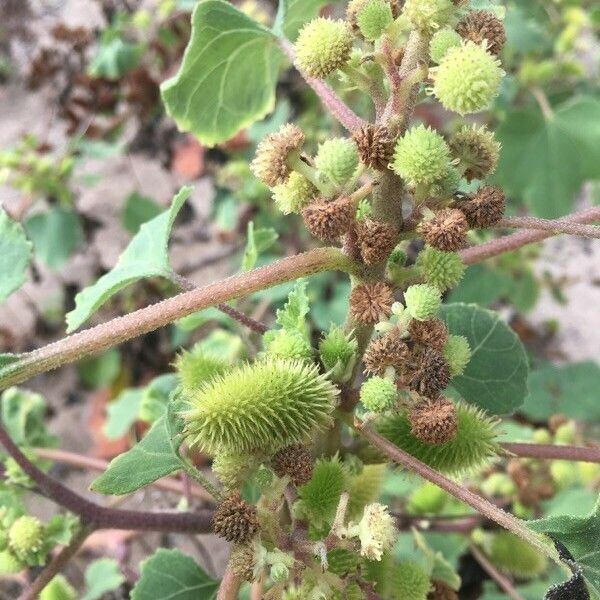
[88,38,143,79]
[275,278,310,338]
[66,186,192,332]
[91,416,181,495]
[0,354,19,370]
[104,389,144,440]
[77,349,121,389]
[82,558,125,600]
[529,495,600,598]
[440,303,529,415]
[25,207,83,271]
[494,96,600,218]
[0,209,32,303]
[121,191,162,234]
[161,1,282,146]
[274,0,335,40]
[241,221,278,271]
[131,549,218,600]
[522,362,600,423]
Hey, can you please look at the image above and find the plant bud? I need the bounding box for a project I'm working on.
[392,125,451,187]
[430,29,462,63]
[272,172,318,214]
[0,549,23,575]
[350,282,395,324]
[418,208,469,252]
[449,124,500,182]
[360,376,398,413]
[295,18,353,78]
[319,325,358,383]
[431,41,504,115]
[416,246,465,291]
[251,124,305,187]
[264,329,313,362]
[402,0,455,33]
[408,317,449,350]
[357,0,394,41]
[213,492,259,543]
[9,516,44,559]
[456,10,506,56]
[404,284,442,321]
[443,334,472,377]
[315,138,359,186]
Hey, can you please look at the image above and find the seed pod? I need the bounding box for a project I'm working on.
[418,208,469,252]
[213,492,259,543]
[389,561,432,599]
[431,41,504,115]
[415,246,466,291]
[353,124,395,170]
[456,10,506,56]
[404,284,442,321]
[392,124,451,187]
[302,196,354,242]
[295,18,353,78]
[443,334,472,377]
[230,543,256,582]
[357,0,394,41]
[271,443,314,487]
[319,325,358,383]
[251,124,305,187]
[350,282,395,324]
[403,346,451,397]
[402,0,455,34]
[272,172,318,215]
[408,317,449,351]
[8,516,44,559]
[360,376,398,413]
[408,397,458,444]
[357,218,398,265]
[488,532,548,578]
[428,580,459,599]
[363,329,409,375]
[430,29,462,63]
[457,185,505,228]
[449,124,500,182]
[315,138,359,186]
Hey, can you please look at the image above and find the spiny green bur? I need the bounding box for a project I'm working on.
[378,402,500,475]
[183,359,338,455]
[175,346,230,396]
[488,532,548,578]
[389,560,432,600]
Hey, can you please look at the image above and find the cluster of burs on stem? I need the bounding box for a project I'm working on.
[178,1,512,598]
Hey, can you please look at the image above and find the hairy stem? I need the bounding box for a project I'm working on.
[0,422,214,533]
[461,206,600,265]
[217,561,243,600]
[0,248,361,390]
[470,543,526,600]
[353,418,559,562]
[19,527,92,600]
[496,216,600,239]
[502,442,600,463]
[280,39,368,132]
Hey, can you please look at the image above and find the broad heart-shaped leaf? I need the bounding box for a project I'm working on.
[25,207,83,271]
[131,549,218,600]
[0,209,32,303]
[494,96,600,218]
[161,1,283,146]
[440,303,529,415]
[82,559,125,600]
[91,416,181,495]
[274,0,336,40]
[66,186,192,332]
[529,495,600,599]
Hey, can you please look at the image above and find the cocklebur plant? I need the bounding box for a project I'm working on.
[1,1,600,599]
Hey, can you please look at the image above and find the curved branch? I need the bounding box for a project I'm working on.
[0,422,214,534]
[0,248,360,390]
[279,39,368,132]
[502,442,600,463]
[461,206,600,265]
[496,216,600,239]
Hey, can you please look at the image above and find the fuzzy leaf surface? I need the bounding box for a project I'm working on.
[440,303,528,415]
[161,1,282,146]
[131,549,218,600]
[494,96,600,217]
[91,416,181,495]
[66,186,192,332]
[0,209,32,302]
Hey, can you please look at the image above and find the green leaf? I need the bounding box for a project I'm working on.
[161,1,283,146]
[413,529,461,591]
[88,38,143,79]
[121,192,162,234]
[82,559,125,600]
[274,0,335,40]
[275,279,310,337]
[104,389,144,440]
[66,186,192,332]
[0,209,32,302]
[91,416,182,495]
[25,207,83,271]
[529,495,600,598]
[241,221,279,272]
[131,549,219,600]
[440,303,529,415]
[77,349,121,389]
[494,96,600,217]
[522,362,600,423]
[448,264,513,307]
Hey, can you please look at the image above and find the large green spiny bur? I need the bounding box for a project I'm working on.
[183,359,338,454]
